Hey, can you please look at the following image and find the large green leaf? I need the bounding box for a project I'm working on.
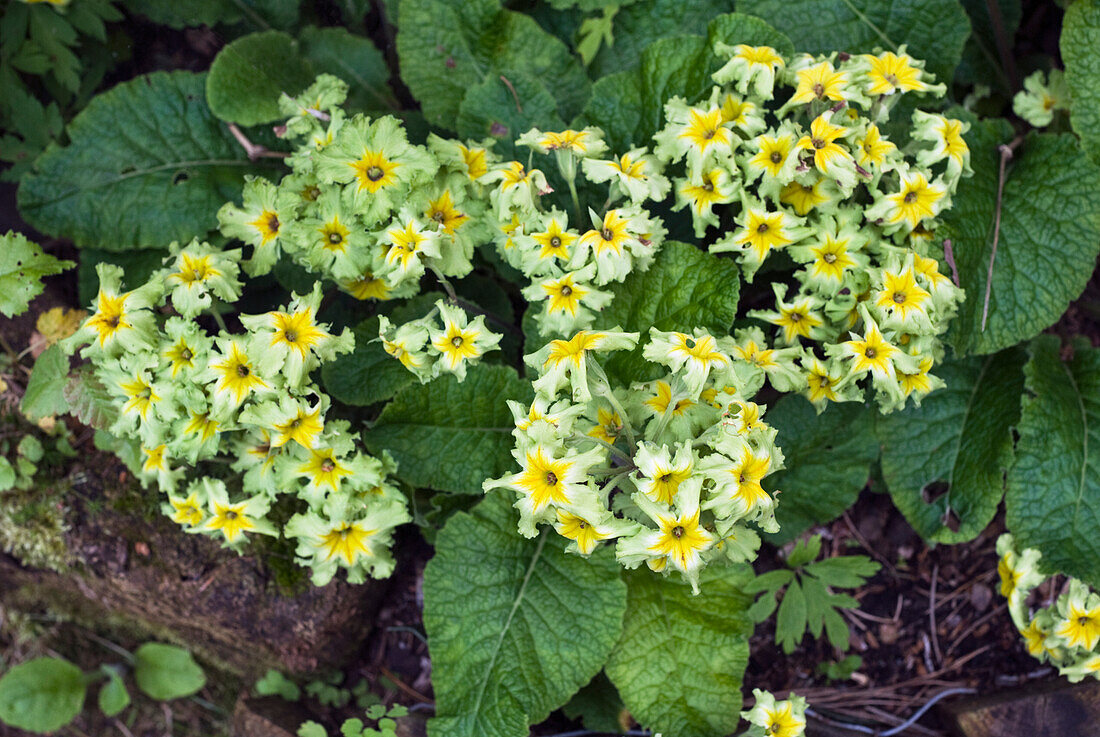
[605,565,754,737]
[18,72,276,250]
[764,397,878,545]
[424,493,627,737]
[1006,336,1100,588]
[120,0,299,29]
[298,26,399,112]
[1063,0,1100,166]
[322,317,415,407]
[943,120,1100,355]
[21,345,69,422]
[0,231,72,317]
[593,241,740,385]
[878,347,1026,543]
[133,644,206,700]
[205,31,314,126]
[364,363,532,494]
[0,657,85,732]
[738,0,971,85]
[583,13,791,152]
[396,0,589,130]
[955,0,1021,92]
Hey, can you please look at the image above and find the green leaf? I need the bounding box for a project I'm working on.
[742,568,794,594]
[877,347,1026,543]
[0,458,15,492]
[364,363,533,494]
[254,669,301,701]
[775,577,807,654]
[593,241,739,385]
[587,0,734,77]
[1006,335,1100,588]
[561,672,625,735]
[804,556,880,588]
[17,71,276,250]
[785,534,823,568]
[206,31,314,126]
[21,344,69,421]
[955,0,1021,92]
[738,0,971,85]
[64,366,119,430]
[133,643,206,701]
[0,231,72,317]
[97,670,130,717]
[747,590,778,623]
[605,565,753,737]
[943,123,1100,355]
[763,397,878,544]
[456,71,563,159]
[424,493,627,737]
[1063,0,1100,166]
[396,0,590,130]
[298,26,398,112]
[0,657,86,732]
[298,722,328,737]
[119,0,241,28]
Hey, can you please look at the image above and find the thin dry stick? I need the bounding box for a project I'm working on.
[929,564,943,666]
[380,666,432,703]
[227,123,290,161]
[981,135,1024,331]
[985,0,1020,92]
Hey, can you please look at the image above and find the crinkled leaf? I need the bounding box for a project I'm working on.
[943,122,1100,355]
[133,643,206,700]
[764,397,878,544]
[457,71,563,160]
[206,31,315,126]
[322,317,415,407]
[877,347,1026,543]
[738,0,971,85]
[119,0,241,27]
[299,26,399,112]
[594,241,740,385]
[0,657,85,732]
[587,0,734,77]
[364,363,533,494]
[1062,0,1100,165]
[17,71,277,250]
[424,493,627,737]
[64,366,119,430]
[1006,335,1100,588]
[0,231,72,317]
[21,344,69,421]
[396,0,589,130]
[605,565,753,737]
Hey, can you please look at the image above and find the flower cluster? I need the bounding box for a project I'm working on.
[997,534,1100,682]
[652,45,966,412]
[63,244,409,586]
[484,327,786,592]
[377,299,501,382]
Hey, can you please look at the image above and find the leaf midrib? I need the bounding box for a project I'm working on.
[1062,358,1090,534]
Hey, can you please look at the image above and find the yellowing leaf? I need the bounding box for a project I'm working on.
[35,307,86,346]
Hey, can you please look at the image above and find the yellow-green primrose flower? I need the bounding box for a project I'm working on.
[197,478,275,546]
[633,441,695,505]
[159,317,213,381]
[377,313,433,379]
[709,88,767,137]
[163,240,243,317]
[509,395,587,451]
[427,134,497,184]
[277,74,349,139]
[862,49,935,97]
[241,283,353,386]
[801,355,856,410]
[577,207,662,285]
[482,160,551,219]
[643,328,733,398]
[854,122,899,172]
[166,490,206,528]
[742,125,800,200]
[786,57,851,106]
[911,110,972,183]
[314,114,438,222]
[427,300,501,381]
[1061,653,1100,684]
[699,441,777,527]
[779,176,837,216]
[712,43,786,97]
[711,202,810,282]
[749,283,827,346]
[527,330,640,402]
[523,264,612,337]
[653,98,735,169]
[797,113,859,191]
[287,188,371,281]
[1013,69,1071,128]
[674,166,739,237]
[617,477,715,593]
[240,395,327,450]
[581,148,671,204]
[68,264,161,358]
[517,209,578,276]
[741,689,807,737]
[286,492,409,585]
[553,509,638,556]
[873,257,933,331]
[217,176,299,276]
[205,337,270,412]
[729,327,806,394]
[517,127,608,158]
[866,169,947,233]
[484,444,606,537]
[381,215,441,286]
[1055,580,1100,652]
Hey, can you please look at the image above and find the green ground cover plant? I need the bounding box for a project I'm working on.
[3,0,1100,735]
